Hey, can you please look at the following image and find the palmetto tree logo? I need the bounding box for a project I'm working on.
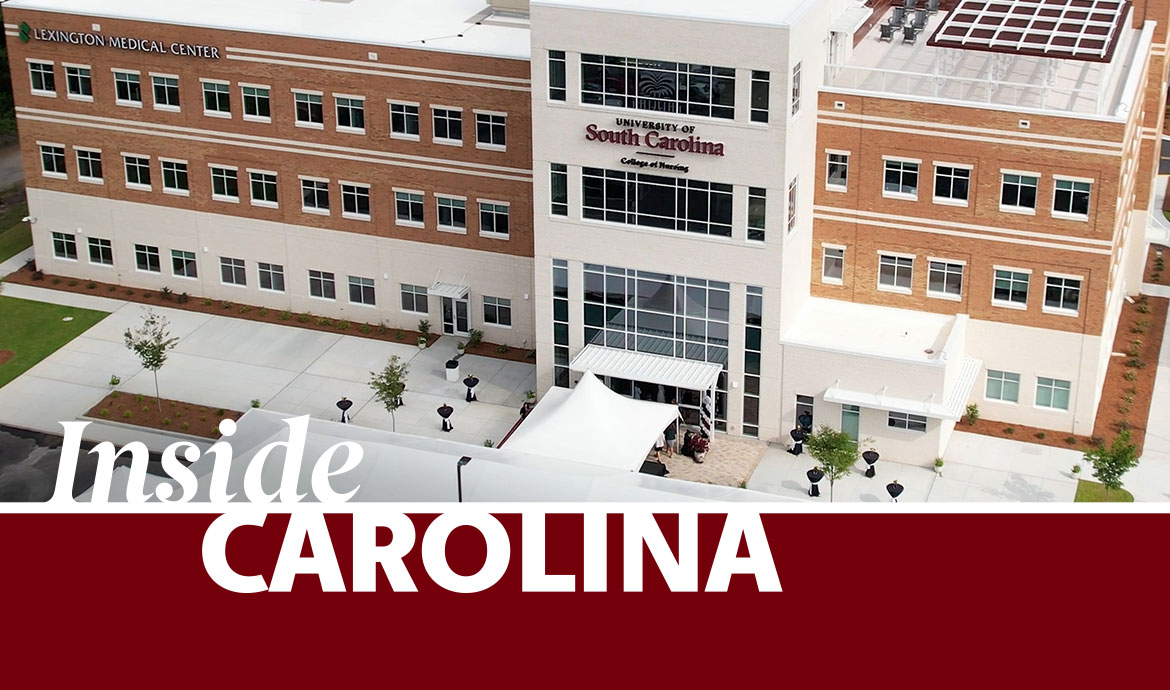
[18,22,31,43]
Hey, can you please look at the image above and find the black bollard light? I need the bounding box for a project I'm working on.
[437,403,454,432]
[788,427,807,456]
[463,375,480,403]
[336,397,353,424]
[886,480,904,503]
[862,449,880,478]
[806,467,824,498]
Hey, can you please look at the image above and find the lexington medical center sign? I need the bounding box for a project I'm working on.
[19,21,221,59]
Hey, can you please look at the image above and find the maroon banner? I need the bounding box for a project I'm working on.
[0,513,1166,685]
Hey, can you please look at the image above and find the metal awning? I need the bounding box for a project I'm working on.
[428,281,469,299]
[569,345,721,392]
[830,5,873,34]
[823,357,982,421]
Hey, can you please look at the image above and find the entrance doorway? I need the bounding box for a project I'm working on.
[841,404,860,443]
[441,296,469,336]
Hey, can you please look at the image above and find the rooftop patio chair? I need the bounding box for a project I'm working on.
[891,7,906,25]
[914,9,928,29]
[879,23,895,41]
[902,25,918,44]
[927,0,940,13]
[903,0,917,9]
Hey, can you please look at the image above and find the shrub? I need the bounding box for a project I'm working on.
[110,392,119,399]
[67,280,78,287]
[1126,358,1145,369]
[1066,436,1078,445]
[109,375,121,386]
[160,286,173,301]
[143,292,153,299]
[483,439,495,448]
[297,314,310,323]
[203,299,213,306]
[467,329,485,348]
[52,277,62,285]
[200,415,207,422]
[257,308,268,317]
[177,292,189,304]
[220,301,232,310]
[181,422,190,431]
[359,323,372,334]
[1132,339,1143,350]
[279,310,292,321]
[316,317,333,327]
[238,306,252,314]
[251,399,261,408]
[135,394,144,403]
[1119,404,1131,414]
[526,350,536,359]
[495,345,509,354]
[107,284,116,292]
[162,418,171,426]
[1132,324,1146,335]
[1127,347,1141,358]
[141,405,149,413]
[99,409,109,417]
[123,411,133,419]
[336,320,350,331]
[1123,392,1135,404]
[1124,370,1138,381]
[216,409,225,417]
[86,282,96,290]
[1137,302,1151,314]
[965,403,979,426]
[1004,427,1015,435]
[1116,420,1133,432]
[124,289,134,296]
[376,326,386,336]
[32,270,44,281]
[418,319,431,336]
[1035,432,1047,440]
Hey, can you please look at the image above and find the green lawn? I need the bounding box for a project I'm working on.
[0,192,31,263]
[0,296,109,389]
[1074,480,1135,502]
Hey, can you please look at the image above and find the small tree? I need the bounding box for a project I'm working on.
[369,355,409,432]
[805,424,858,502]
[123,308,179,414]
[1084,430,1139,501]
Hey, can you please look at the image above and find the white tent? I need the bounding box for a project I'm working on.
[501,371,679,472]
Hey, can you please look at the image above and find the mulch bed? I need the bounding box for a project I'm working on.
[0,350,12,366]
[960,294,1167,454]
[3,264,535,361]
[84,391,242,439]
[1143,244,1168,286]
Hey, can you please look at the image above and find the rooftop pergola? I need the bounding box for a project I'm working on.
[929,0,1131,62]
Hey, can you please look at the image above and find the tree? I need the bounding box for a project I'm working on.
[1084,430,1139,501]
[123,308,179,414]
[369,355,409,432]
[805,424,858,502]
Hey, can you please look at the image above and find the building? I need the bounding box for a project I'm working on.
[8,0,1170,466]
[4,0,537,348]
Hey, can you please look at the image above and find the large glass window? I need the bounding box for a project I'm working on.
[552,259,570,388]
[88,237,113,265]
[1001,172,1038,211]
[1054,178,1091,217]
[580,54,735,119]
[433,108,462,142]
[1044,275,1081,314]
[258,262,285,292]
[437,196,466,230]
[475,112,507,148]
[743,286,763,437]
[986,370,1020,403]
[390,102,419,137]
[827,152,849,189]
[210,166,239,201]
[134,244,160,273]
[822,246,844,283]
[401,284,429,314]
[395,191,424,224]
[114,71,141,104]
[29,61,55,94]
[349,276,376,306]
[301,179,330,212]
[583,263,731,429]
[123,155,151,189]
[993,269,1029,306]
[309,270,336,300]
[161,160,188,193]
[341,183,371,218]
[480,202,509,237]
[548,50,566,101]
[202,81,230,115]
[51,232,77,261]
[1036,377,1071,410]
[220,257,246,286]
[879,254,913,291]
[748,187,766,242]
[335,96,365,132]
[934,165,970,203]
[76,149,102,181]
[550,163,568,216]
[888,411,927,432]
[884,159,919,197]
[790,62,802,115]
[153,76,179,109]
[65,66,91,98]
[750,71,769,123]
[294,91,323,126]
[242,86,270,120]
[40,145,66,177]
[927,260,963,298]
[171,250,197,279]
[483,296,512,327]
[250,171,278,206]
[582,167,733,237]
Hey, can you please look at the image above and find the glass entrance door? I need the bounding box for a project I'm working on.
[441,296,469,336]
[841,404,860,443]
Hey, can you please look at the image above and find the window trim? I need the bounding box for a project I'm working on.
[73,146,103,185]
[931,161,973,208]
[339,180,372,221]
[149,72,181,112]
[999,169,1041,215]
[200,78,232,118]
[1041,272,1083,317]
[477,198,511,239]
[925,257,965,302]
[122,153,152,191]
[158,157,190,197]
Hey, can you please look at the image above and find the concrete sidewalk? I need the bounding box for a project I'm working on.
[0,283,535,450]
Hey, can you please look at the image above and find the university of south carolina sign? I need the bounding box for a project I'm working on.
[19,23,221,59]
[585,118,726,157]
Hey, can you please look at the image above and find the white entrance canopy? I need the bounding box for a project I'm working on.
[502,371,680,472]
[823,356,983,421]
[569,344,722,392]
[429,281,469,299]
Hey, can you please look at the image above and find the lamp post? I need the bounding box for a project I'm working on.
[457,455,472,503]
[886,480,904,503]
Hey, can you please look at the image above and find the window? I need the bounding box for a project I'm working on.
[202,81,231,115]
[550,163,568,216]
[747,187,766,242]
[301,178,330,213]
[1001,172,1038,211]
[884,159,919,197]
[582,168,733,237]
[395,190,424,225]
[743,287,764,437]
[250,171,278,206]
[171,250,197,279]
[934,165,971,204]
[1036,377,1071,411]
[210,166,239,201]
[51,232,77,260]
[348,275,376,306]
[258,262,285,292]
[401,284,429,314]
[480,202,509,237]
[152,75,180,109]
[65,65,91,98]
[552,259,570,387]
[134,244,160,273]
[822,246,844,284]
[114,71,141,105]
[309,270,336,300]
[242,86,271,120]
[548,50,566,101]
[1044,275,1081,314]
[29,61,55,94]
[341,183,371,218]
[220,257,246,286]
[790,62,802,116]
[985,370,1020,403]
[432,107,462,142]
[483,296,512,327]
[878,254,913,292]
[161,160,188,194]
[786,177,799,234]
[1054,178,1091,217]
[294,91,323,127]
[87,237,113,266]
[751,70,769,123]
[826,152,848,190]
[927,260,963,298]
[40,144,66,177]
[475,112,506,148]
[580,54,735,119]
[888,411,927,432]
[336,96,365,132]
[389,102,418,137]
[75,149,102,183]
[437,196,466,231]
[123,155,151,189]
[993,268,1029,306]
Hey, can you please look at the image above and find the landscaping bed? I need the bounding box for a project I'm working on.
[84,391,242,439]
[1143,244,1168,286]
[2,264,547,358]
[0,295,109,389]
[959,416,1094,451]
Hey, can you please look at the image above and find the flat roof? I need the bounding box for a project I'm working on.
[781,297,955,364]
[532,0,813,25]
[6,0,533,60]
